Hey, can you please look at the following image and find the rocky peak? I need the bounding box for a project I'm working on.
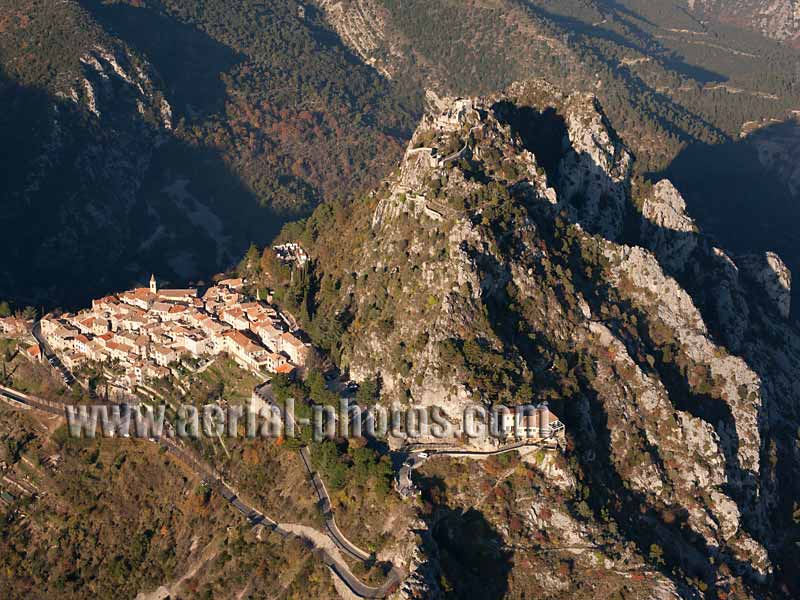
[556,92,634,240]
[374,81,633,234]
[638,179,699,273]
[295,80,800,596]
[738,251,793,318]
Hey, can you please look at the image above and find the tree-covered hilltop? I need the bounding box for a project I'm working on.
[83,0,420,209]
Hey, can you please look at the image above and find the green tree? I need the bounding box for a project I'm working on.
[312,440,349,490]
[306,368,337,406]
[649,543,665,565]
[355,376,380,406]
[239,243,262,276]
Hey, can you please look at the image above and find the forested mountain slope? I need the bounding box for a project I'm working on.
[3,0,800,315]
[0,0,416,308]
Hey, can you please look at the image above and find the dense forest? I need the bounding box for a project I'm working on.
[84,0,419,209]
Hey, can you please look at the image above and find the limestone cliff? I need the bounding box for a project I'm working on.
[688,0,800,48]
[287,80,800,596]
[311,0,449,87]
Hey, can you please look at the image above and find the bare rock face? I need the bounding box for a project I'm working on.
[639,180,699,273]
[557,94,634,240]
[315,0,394,79]
[739,251,793,318]
[747,118,800,197]
[688,0,800,47]
[313,0,448,85]
[305,81,800,597]
[707,247,752,352]
[392,538,444,600]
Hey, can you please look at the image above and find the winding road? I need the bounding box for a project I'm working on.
[255,383,377,564]
[3,377,561,598]
[0,384,403,599]
[298,446,374,562]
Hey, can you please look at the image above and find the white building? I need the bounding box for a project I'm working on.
[278,332,309,366]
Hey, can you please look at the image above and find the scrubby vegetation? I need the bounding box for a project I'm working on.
[0,406,338,599]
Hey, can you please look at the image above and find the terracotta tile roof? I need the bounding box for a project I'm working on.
[226,330,262,353]
[219,278,244,288]
[280,332,304,348]
[159,289,198,297]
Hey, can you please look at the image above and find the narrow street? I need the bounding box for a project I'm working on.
[31,320,75,386]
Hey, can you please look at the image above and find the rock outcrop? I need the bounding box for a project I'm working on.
[739,251,793,318]
[688,0,800,48]
[296,80,800,597]
[312,0,449,87]
[314,0,399,80]
[639,180,699,272]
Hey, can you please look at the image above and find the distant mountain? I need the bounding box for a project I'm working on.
[0,0,417,308]
[686,0,800,47]
[4,0,800,312]
[315,0,800,170]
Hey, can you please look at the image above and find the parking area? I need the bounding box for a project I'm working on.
[45,354,74,387]
[33,322,75,387]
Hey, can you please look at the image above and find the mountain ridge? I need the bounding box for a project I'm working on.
[686,0,800,48]
[256,80,800,596]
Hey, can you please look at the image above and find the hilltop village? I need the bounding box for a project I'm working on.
[38,275,309,390]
